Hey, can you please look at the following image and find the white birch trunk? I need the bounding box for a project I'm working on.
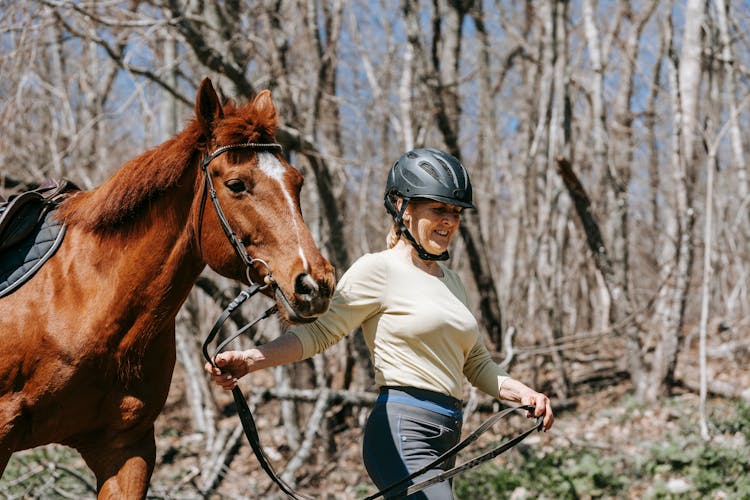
[650,1,702,402]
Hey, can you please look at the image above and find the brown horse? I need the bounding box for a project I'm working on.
[0,78,335,497]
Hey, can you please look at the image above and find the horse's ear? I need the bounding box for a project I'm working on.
[252,90,278,128]
[195,78,224,136]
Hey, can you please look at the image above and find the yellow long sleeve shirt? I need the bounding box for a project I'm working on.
[291,250,510,400]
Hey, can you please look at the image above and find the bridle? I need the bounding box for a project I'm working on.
[196,142,283,285]
[198,141,310,499]
[197,141,321,324]
[198,142,543,499]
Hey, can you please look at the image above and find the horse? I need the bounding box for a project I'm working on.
[0,78,335,498]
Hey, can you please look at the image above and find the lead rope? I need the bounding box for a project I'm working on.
[202,285,311,500]
[201,286,541,499]
[364,405,542,499]
[203,289,540,500]
[199,143,541,499]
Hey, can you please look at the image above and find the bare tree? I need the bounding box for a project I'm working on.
[401,0,506,349]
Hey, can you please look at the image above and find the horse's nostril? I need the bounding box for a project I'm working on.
[294,273,318,297]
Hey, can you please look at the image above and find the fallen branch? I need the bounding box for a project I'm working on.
[253,386,580,418]
[256,387,377,406]
[677,376,750,402]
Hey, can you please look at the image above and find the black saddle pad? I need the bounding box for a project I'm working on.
[0,210,66,298]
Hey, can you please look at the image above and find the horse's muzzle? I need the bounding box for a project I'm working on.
[274,272,332,324]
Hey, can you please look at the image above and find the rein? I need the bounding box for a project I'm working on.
[201,284,303,499]
[198,142,542,498]
[205,301,541,499]
[203,303,541,500]
[364,405,542,499]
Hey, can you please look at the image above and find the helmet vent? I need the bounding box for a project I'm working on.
[417,161,443,183]
[435,158,457,184]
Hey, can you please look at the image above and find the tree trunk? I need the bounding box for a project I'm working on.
[402,0,504,347]
[648,3,701,402]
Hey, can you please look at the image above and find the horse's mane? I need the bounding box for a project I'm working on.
[58,99,278,233]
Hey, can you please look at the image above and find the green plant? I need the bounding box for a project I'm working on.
[0,445,96,498]
[454,447,629,499]
[713,399,750,440]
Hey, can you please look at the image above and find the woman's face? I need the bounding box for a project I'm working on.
[403,200,463,255]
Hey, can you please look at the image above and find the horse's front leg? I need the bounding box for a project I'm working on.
[78,427,156,500]
[0,400,26,478]
[0,450,10,477]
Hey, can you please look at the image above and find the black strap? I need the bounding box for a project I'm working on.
[230,386,309,499]
[364,405,542,499]
[404,415,541,496]
[201,285,310,500]
[201,285,262,363]
[203,290,542,500]
[198,142,282,271]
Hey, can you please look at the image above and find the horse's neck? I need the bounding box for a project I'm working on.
[64,168,204,328]
[91,180,204,380]
[112,180,203,304]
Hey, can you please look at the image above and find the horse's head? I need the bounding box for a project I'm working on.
[193,79,335,323]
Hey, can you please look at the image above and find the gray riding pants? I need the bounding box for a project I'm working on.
[362,386,463,499]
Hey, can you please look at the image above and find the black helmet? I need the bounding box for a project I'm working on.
[384,148,474,208]
[383,148,473,261]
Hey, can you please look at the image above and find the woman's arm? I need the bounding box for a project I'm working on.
[463,339,554,431]
[204,332,304,391]
[205,254,388,391]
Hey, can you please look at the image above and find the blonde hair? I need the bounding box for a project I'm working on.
[386,222,401,248]
[386,195,406,248]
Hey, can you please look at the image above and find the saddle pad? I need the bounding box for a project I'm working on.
[0,210,66,298]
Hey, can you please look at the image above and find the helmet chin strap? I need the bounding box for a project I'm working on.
[389,197,449,261]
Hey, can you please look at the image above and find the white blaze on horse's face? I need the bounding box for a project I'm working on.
[257,152,310,272]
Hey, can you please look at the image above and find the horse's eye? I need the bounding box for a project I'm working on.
[225,179,247,193]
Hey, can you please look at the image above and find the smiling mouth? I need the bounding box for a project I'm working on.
[435,230,449,237]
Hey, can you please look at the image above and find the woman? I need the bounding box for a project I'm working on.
[206,148,554,499]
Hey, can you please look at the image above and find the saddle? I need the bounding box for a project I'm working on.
[0,179,79,298]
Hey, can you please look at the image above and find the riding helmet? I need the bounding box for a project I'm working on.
[384,148,474,208]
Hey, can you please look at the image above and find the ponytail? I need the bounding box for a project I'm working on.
[386,223,401,249]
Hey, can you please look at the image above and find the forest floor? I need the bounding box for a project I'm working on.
[1,336,748,499]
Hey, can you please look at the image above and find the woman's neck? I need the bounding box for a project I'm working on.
[391,241,443,277]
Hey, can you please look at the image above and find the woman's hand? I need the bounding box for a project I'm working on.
[499,379,555,431]
[203,334,304,391]
[519,390,554,432]
[204,349,259,391]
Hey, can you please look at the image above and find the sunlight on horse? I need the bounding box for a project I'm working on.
[0,78,335,498]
